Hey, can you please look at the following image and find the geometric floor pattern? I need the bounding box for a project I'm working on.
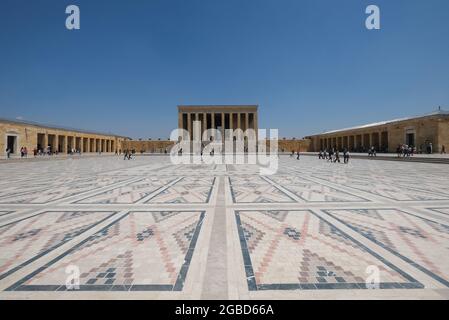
[1,155,449,299]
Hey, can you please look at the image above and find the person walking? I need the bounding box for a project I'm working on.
[441,145,446,154]
[296,151,300,160]
[343,149,350,164]
[334,150,340,163]
[6,148,11,159]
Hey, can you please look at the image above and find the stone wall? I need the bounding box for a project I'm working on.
[1,120,126,157]
[306,114,449,153]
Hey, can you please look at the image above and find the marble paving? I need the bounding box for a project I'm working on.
[0,155,449,299]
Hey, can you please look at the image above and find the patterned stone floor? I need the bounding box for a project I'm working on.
[0,155,449,299]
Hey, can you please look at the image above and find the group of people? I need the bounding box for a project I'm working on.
[123,149,135,160]
[290,150,301,160]
[20,147,28,158]
[318,148,350,164]
[396,144,415,157]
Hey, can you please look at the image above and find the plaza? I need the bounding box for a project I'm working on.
[0,155,448,299]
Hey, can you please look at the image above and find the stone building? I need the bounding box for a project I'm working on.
[1,117,128,157]
[305,110,449,153]
[178,105,259,141]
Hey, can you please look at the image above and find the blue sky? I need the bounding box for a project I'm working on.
[0,0,448,139]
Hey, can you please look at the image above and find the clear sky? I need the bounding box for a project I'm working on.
[0,0,448,139]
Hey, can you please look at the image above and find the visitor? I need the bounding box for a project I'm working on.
[20,147,24,158]
[291,150,295,157]
[441,145,446,154]
[6,148,11,159]
[124,150,128,160]
[343,149,350,164]
[318,150,323,159]
[296,151,300,160]
[24,147,28,158]
[334,150,340,163]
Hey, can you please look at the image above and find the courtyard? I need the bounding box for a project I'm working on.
[0,155,448,299]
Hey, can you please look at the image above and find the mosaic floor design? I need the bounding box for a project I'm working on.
[6,211,204,291]
[265,176,369,202]
[323,209,449,287]
[0,211,13,218]
[235,210,422,290]
[145,177,216,204]
[74,177,176,204]
[229,176,295,203]
[428,208,449,216]
[0,211,117,280]
[1,156,449,299]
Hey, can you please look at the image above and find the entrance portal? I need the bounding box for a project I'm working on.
[406,133,415,147]
[7,135,17,154]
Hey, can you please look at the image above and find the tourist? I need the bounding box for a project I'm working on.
[296,151,300,160]
[334,149,340,163]
[24,147,28,158]
[318,150,323,159]
[328,148,333,162]
[5,148,11,159]
[343,149,350,164]
[441,145,446,154]
[20,147,24,158]
[291,150,295,157]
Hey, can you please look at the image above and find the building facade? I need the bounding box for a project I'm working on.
[178,105,259,141]
[306,110,449,153]
[1,118,128,157]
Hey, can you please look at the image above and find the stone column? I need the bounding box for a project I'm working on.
[187,113,192,140]
[237,113,241,131]
[221,112,225,144]
[203,112,207,141]
[245,113,249,132]
[80,137,84,153]
[43,133,48,150]
[55,135,59,153]
[211,112,215,140]
[254,112,258,141]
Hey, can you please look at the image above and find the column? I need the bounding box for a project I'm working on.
[237,113,241,131]
[211,112,215,140]
[229,113,233,130]
[221,112,225,144]
[187,113,192,140]
[203,112,207,140]
[44,133,48,149]
[245,113,249,132]
[55,135,59,153]
[254,112,258,141]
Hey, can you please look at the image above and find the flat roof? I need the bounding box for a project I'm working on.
[308,110,449,136]
[178,105,258,111]
[0,117,129,138]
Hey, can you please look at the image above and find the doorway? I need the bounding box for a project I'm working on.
[406,133,415,147]
[7,135,17,154]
